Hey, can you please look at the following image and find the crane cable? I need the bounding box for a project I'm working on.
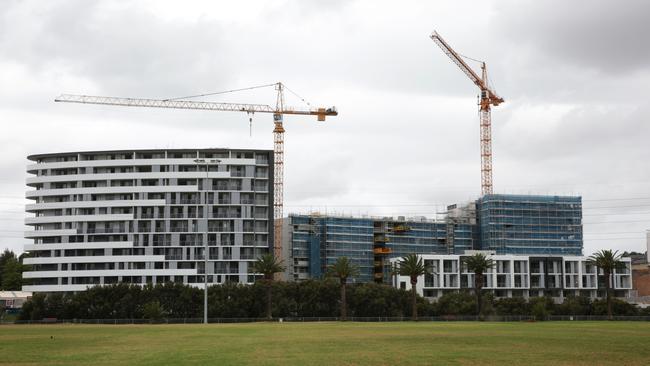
[163,82,278,101]
[283,84,313,108]
[163,82,314,110]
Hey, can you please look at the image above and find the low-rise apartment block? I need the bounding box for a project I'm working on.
[390,253,632,300]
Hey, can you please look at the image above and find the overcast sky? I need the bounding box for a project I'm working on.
[1,0,649,255]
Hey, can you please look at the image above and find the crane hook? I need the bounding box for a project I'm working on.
[247,111,254,137]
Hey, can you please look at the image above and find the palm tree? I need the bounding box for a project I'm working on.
[397,254,430,321]
[251,254,286,319]
[327,257,360,320]
[588,249,625,320]
[462,253,495,317]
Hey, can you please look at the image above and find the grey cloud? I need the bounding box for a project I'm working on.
[0,0,234,99]
[0,0,648,255]
[495,0,650,75]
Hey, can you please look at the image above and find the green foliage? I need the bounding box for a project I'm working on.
[555,296,592,315]
[18,280,425,320]
[348,282,412,317]
[435,291,477,316]
[0,249,14,286]
[396,254,429,280]
[288,279,339,317]
[592,298,638,316]
[16,281,645,320]
[462,253,495,316]
[327,257,360,283]
[494,297,529,315]
[1,250,26,291]
[529,297,554,320]
[588,250,625,274]
[327,257,360,320]
[462,254,495,277]
[397,254,431,320]
[142,301,165,320]
[589,249,626,320]
[251,254,285,280]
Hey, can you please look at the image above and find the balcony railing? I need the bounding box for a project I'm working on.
[86,228,124,234]
[170,227,190,232]
[152,241,172,246]
[180,241,202,246]
[213,183,241,190]
[208,227,232,232]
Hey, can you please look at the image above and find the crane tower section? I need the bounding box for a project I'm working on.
[430,31,504,195]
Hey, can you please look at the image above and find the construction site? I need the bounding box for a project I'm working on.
[19,31,600,294]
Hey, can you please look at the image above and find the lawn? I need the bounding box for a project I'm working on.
[0,321,649,365]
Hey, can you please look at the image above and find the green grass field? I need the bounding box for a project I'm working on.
[1,321,649,365]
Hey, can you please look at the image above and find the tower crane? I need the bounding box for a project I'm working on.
[430,31,504,195]
[55,82,338,260]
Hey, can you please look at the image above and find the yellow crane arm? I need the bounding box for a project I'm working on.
[430,31,503,106]
[54,94,338,120]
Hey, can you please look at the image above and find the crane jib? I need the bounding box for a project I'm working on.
[54,94,338,119]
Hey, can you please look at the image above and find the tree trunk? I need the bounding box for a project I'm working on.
[411,277,418,321]
[605,269,612,320]
[476,272,483,317]
[266,281,273,320]
[340,278,347,321]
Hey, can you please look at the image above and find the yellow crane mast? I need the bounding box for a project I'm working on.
[430,31,504,195]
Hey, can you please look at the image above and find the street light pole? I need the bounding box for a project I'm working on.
[194,158,220,324]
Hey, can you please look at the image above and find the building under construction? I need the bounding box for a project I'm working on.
[284,194,582,283]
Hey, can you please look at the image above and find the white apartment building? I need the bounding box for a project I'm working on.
[23,149,273,292]
[390,253,633,301]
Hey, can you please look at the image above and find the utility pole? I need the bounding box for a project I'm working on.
[194,158,220,324]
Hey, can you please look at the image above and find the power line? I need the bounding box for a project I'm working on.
[585,237,645,241]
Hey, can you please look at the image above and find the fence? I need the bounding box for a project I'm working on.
[4,314,650,325]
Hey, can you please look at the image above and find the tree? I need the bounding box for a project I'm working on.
[251,254,285,319]
[326,257,360,320]
[143,300,165,321]
[462,253,495,317]
[1,256,23,291]
[397,254,430,321]
[435,291,477,316]
[0,249,16,289]
[588,249,625,320]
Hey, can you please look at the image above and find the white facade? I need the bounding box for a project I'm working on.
[23,149,273,292]
[390,253,633,300]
